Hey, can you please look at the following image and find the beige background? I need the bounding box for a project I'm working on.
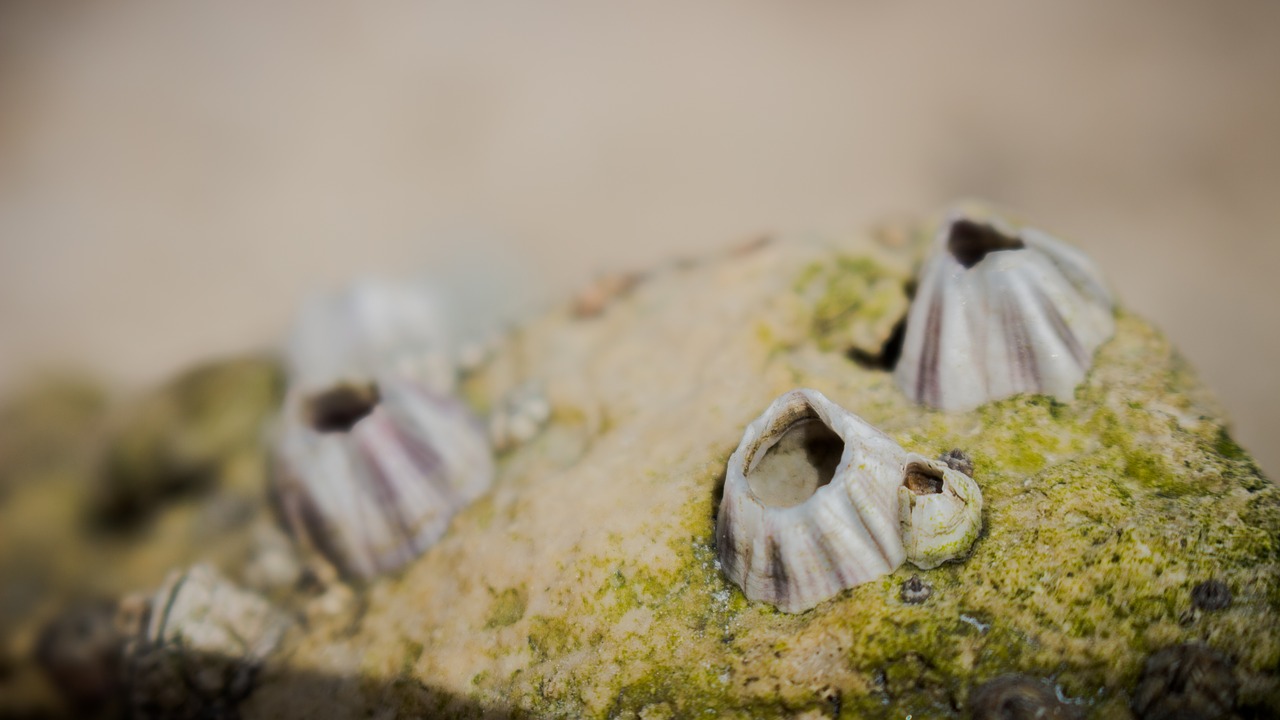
[1,1,1277,474]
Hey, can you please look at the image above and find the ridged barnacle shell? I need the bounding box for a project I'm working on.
[898,454,983,569]
[716,389,910,613]
[272,373,494,580]
[285,279,456,395]
[125,564,289,720]
[894,209,1115,411]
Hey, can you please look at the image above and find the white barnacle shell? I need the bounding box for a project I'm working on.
[715,389,910,613]
[898,455,983,569]
[272,374,494,580]
[285,279,457,395]
[126,564,289,718]
[894,210,1115,411]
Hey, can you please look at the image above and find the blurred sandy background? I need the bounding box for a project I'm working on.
[0,0,1277,474]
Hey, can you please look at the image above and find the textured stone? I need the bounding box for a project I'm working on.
[2,225,1277,720]
[245,230,1279,719]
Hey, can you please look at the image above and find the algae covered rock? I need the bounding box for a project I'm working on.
[239,228,1279,719]
[93,356,283,523]
[0,358,289,718]
[0,375,107,496]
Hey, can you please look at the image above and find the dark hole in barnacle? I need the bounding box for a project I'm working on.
[947,219,1025,269]
[746,404,844,508]
[903,462,944,495]
[306,382,380,433]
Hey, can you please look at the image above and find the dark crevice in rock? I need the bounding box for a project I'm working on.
[848,315,906,371]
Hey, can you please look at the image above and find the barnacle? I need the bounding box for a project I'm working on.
[715,389,906,613]
[1191,580,1232,612]
[715,389,983,613]
[898,455,983,570]
[1131,644,1238,720]
[894,209,1115,411]
[900,574,932,604]
[488,381,552,452]
[968,675,1077,720]
[272,375,494,580]
[285,279,456,395]
[124,564,289,720]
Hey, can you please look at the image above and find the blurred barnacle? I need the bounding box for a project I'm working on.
[1191,580,1232,612]
[272,375,493,580]
[939,448,974,477]
[285,279,456,394]
[124,564,289,720]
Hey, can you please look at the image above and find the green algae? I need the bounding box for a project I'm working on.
[526,615,583,661]
[400,639,425,674]
[794,255,908,353]
[505,318,1278,717]
[487,586,528,629]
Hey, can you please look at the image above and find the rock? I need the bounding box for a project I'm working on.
[0,363,284,717]
[1131,644,1237,720]
[93,356,282,524]
[968,675,1078,720]
[0,375,107,496]
[792,253,911,359]
[243,230,1279,718]
[34,599,126,710]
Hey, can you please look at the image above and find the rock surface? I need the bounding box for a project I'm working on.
[248,229,1278,719]
[2,223,1277,719]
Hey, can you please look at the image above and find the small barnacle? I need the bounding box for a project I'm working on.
[894,208,1115,411]
[898,455,983,570]
[272,374,494,580]
[124,564,289,720]
[285,279,457,395]
[939,448,975,477]
[1131,644,1237,720]
[1191,580,1232,611]
[489,382,553,452]
[716,389,912,613]
[968,675,1077,720]
[900,574,931,604]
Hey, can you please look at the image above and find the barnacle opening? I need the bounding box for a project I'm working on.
[306,382,380,433]
[947,219,1025,268]
[746,402,844,508]
[903,462,944,495]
